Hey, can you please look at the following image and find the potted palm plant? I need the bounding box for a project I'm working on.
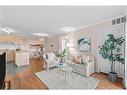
[99,34,124,82]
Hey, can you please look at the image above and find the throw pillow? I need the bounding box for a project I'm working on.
[73,56,82,64]
[85,56,90,62]
[82,55,90,64]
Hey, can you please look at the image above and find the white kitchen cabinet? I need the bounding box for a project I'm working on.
[15,51,29,66]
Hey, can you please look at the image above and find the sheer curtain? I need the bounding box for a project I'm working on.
[124,15,127,89]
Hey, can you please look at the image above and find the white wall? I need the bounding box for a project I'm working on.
[0,9,3,19]
[125,19,127,88]
[45,36,59,52]
[24,37,43,45]
[124,8,127,88]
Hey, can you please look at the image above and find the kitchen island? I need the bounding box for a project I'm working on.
[15,51,30,66]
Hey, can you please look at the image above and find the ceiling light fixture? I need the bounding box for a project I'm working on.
[0,27,15,34]
[33,33,49,37]
[61,27,77,32]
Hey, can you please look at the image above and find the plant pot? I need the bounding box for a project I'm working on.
[108,72,118,83]
[60,57,65,63]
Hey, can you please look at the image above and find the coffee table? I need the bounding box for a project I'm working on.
[57,63,72,81]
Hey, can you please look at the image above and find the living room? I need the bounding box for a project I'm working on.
[43,14,125,89]
[0,6,126,90]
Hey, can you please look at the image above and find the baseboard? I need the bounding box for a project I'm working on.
[6,61,15,64]
[99,72,123,79]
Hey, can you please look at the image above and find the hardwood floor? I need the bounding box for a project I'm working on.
[13,70,48,89]
[4,57,48,89]
[5,57,124,89]
[91,73,124,89]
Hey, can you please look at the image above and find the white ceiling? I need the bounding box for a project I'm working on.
[0,6,125,36]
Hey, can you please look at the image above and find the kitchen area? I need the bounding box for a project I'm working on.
[0,34,44,62]
[0,34,44,89]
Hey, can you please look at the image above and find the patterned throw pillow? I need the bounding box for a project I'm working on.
[82,55,90,64]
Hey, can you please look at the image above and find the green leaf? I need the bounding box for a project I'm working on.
[99,34,125,66]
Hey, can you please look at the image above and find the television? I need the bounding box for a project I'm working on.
[0,52,6,89]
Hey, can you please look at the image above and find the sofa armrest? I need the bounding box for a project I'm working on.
[86,61,94,66]
[44,59,49,63]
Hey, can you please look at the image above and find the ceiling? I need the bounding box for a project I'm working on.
[0,6,125,37]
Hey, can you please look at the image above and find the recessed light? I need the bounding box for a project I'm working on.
[61,27,77,32]
[34,33,49,36]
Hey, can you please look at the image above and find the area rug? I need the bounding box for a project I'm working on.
[6,61,30,75]
[35,68,100,89]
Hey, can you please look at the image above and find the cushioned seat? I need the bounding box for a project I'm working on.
[71,54,95,76]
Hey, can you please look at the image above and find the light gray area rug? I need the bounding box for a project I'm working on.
[6,61,17,75]
[35,68,100,89]
[6,61,30,75]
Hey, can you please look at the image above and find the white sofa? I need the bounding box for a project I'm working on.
[43,52,59,70]
[70,54,95,76]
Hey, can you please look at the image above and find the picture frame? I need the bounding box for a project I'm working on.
[77,37,91,52]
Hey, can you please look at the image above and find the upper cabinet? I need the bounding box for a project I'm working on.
[0,35,24,44]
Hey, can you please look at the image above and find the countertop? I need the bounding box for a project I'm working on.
[15,50,29,53]
[0,51,5,55]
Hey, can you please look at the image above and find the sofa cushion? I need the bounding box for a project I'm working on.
[72,56,82,64]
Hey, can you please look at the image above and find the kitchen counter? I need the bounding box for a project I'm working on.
[0,49,30,62]
[0,51,5,55]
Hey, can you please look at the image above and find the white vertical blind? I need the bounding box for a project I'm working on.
[125,16,127,89]
[98,23,124,78]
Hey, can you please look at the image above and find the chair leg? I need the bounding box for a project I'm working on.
[46,68,49,70]
[46,65,49,70]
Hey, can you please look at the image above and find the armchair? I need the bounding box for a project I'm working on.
[43,52,59,70]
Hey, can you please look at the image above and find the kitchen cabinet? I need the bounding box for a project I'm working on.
[0,35,24,44]
[15,51,29,66]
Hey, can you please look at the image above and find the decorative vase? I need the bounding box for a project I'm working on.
[59,57,65,63]
[108,72,118,83]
